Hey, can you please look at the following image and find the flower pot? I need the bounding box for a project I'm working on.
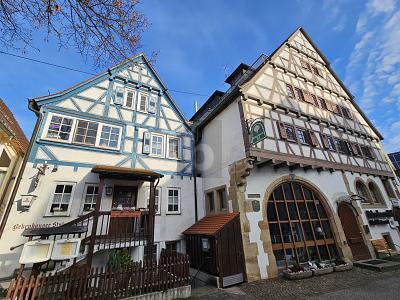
[283,270,313,280]
[334,263,353,272]
[312,266,333,276]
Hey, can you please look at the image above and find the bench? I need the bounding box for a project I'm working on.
[371,239,400,258]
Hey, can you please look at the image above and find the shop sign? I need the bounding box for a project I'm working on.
[365,210,393,226]
[249,119,267,145]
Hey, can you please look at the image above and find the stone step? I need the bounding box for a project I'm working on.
[354,259,400,272]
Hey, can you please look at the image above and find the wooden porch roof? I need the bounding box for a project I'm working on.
[183,213,239,236]
[92,165,164,181]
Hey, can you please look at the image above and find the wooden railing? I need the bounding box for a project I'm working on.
[58,210,150,250]
[6,253,190,300]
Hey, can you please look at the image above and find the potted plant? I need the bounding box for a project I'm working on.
[283,261,313,280]
[312,260,334,276]
[333,257,353,272]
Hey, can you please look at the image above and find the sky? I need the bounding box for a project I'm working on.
[0,0,399,152]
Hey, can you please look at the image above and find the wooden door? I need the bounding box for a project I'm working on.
[109,186,138,236]
[338,203,371,260]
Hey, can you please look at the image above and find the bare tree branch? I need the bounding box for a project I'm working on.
[0,0,149,68]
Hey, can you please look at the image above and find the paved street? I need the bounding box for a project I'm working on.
[191,267,400,299]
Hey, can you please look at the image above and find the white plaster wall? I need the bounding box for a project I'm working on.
[196,98,246,212]
[0,163,197,278]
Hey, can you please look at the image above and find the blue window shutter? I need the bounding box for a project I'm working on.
[142,131,151,154]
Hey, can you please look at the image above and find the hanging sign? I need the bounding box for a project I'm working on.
[249,119,267,145]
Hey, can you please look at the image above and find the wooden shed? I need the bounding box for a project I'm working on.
[183,213,246,287]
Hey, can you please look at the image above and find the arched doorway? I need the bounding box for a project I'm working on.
[337,203,370,260]
[267,181,339,269]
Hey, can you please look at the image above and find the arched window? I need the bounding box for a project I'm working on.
[355,181,371,204]
[368,181,385,204]
[267,181,338,269]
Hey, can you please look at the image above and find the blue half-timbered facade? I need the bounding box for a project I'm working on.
[0,54,197,277]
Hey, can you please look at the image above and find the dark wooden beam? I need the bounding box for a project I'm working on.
[274,161,288,170]
[316,166,325,172]
[303,165,313,171]
[289,163,302,171]
[256,158,274,168]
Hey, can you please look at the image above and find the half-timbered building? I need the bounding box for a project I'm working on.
[0,54,196,280]
[192,27,400,281]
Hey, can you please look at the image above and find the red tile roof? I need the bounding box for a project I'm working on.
[183,212,239,236]
[0,99,29,154]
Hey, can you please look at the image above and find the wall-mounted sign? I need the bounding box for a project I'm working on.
[19,240,54,264]
[251,200,260,212]
[51,238,81,260]
[20,195,37,208]
[365,210,393,226]
[249,119,267,145]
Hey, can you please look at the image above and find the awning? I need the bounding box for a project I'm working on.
[183,213,239,236]
[92,165,163,181]
[22,225,87,237]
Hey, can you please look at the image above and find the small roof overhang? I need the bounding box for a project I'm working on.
[92,165,164,181]
[183,213,239,236]
[22,225,87,237]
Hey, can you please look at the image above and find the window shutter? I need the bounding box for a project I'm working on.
[142,131,151,154]
[303,91,313,104]
[308,130,318,147]
[320,133,329,149]
[354,144,362,156]
[277,122,287,139]
[326,101,334,112]
[148,96,157,114]
[114,87,124,105]
[350,143,358,155]
[369,147,377,159]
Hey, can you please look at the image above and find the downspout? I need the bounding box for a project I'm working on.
[0,99,42,238]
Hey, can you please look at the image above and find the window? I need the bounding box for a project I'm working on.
[318,97,328,110]
[327,136,336,151]
[335,139,349,154]
[138,93,148,112]
[332,103,342,116]
[341,106,352,119]
[285,125,297,141]
[151,134,164,156]
[286,83,295,99]
[294,87,305,102]
[165,241,181,253]
[167,188,180,213]
[125,90,136,109]
[82,184,98,212]
[48,183,75,215]
[147,187,161,214]
[167,137,180,159]
[360,145,375,160]
[312,66,323,77]
[0,150,11,187]
[356,181,371,204]
[218,188,227,210]
[300,59,311,71]
[297,129,308,145]
[99,125,120,149]
[73,120,98,146]
[368,181,385,205]
[310,94,318,107]
[46,115,73,141]
[267,182,338,268]
[207,192,215,212]
[382,179,396,198]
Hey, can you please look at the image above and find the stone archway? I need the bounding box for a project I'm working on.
[261,176,353,277]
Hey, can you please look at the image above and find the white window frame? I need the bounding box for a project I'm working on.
[147,186,161,215]
[138,92,148,112]
[150,133,164,157]
[124,89,136,110]
[42,113,122,151]
[46,181,76,216]
[167,136,181,160]
[166,187,181,214]
[73,119,99,146]
[80,183,99,213]
[98,124,122,150]
[43,113,76,144]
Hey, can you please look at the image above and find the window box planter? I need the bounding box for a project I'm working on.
[334,263,353,272]
[312,266,333,276]
[283,270,313,280]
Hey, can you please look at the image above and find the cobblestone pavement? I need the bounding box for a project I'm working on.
[191,267,400,299]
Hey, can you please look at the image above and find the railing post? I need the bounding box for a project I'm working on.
[87,177,104,268]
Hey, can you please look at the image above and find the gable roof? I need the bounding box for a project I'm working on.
[0,99,29,154]
[183,212,239,236]
[30,53,189,126]
[192,27,383,140]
